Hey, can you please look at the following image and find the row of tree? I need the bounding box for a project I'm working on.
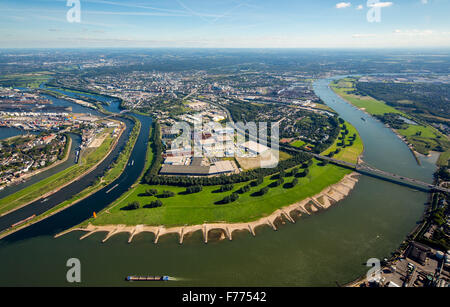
[219,184,234,193]
[216,168,304,205]
[121,200,163,211]
[185,185,203,194]
[217,192,240,205]
[145,147,312,187]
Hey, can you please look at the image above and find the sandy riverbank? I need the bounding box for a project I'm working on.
[56,172,360,244]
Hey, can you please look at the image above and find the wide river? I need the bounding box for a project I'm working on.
[0,77,437,286]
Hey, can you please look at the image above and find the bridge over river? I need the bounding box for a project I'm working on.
[284,145,449,194]
[217,100,448,195]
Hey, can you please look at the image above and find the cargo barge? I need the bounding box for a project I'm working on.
[126,276,170,282]
[74,149,80,163]
[105,183,118,194]
[10,214,36,228]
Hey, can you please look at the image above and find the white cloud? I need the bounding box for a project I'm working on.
[356,5,364,10]
[352,33,377,38]
[394,29,435,36]
[367,2,393,8]
[421,0,428,4]
[336,2,352,9]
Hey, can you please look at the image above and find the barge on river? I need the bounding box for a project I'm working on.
[126,276,170,282]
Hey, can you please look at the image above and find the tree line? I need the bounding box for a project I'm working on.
[144,149,312,187]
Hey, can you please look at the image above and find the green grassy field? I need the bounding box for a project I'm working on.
[290,140,306,147]
[397,125,439,139]
[87,161,351,227]
[87,120,363,227]
[437,151,450,167]
[396,124,449,160]
[291,121,362,164]
[0,72,52,88]
[0,130,115,215]
[331,78,401,115]
[322,122,363,164]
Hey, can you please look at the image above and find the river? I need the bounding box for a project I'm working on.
[0,127,38,140]
[0,78,437,286]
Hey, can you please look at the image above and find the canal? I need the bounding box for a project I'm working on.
[0,78,437,286]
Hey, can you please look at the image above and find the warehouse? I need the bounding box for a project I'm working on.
[239,140,270,156]
[159,160,235,176]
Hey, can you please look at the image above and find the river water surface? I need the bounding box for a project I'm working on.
[0,78,437,286]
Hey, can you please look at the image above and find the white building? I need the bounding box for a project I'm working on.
[239,141,270,156]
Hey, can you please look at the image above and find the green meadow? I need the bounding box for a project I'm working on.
[322,122,363,164]
[88,120,363,227]
[331,78,400,115]
[87,161,351,227]
[0,72,52,88]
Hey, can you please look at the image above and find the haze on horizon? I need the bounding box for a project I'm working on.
[0,0,449,49]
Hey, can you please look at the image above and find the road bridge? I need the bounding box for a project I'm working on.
[285,146,449,194]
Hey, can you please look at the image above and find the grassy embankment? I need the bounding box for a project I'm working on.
[331,78,449,166]
[85,121,362,228]
[0,129,115,216]
[321,122,363,164]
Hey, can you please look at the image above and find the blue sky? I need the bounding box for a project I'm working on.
[0,0,449,48]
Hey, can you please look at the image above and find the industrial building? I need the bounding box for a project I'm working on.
[159,158,236,176]
[239,140,271,156]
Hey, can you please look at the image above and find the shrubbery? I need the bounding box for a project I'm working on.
[159,190,175,198]
[296,168,309,178]
[185,185,203,194]
[145,200,163,208]
[217,192,240,205]
[220,184,234,193]
[237,184,251,194]
[122,201,140,211]
[271,177,284,187]
[251,176,264,187]
[257,186,269,196]
[145,188,158,196]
